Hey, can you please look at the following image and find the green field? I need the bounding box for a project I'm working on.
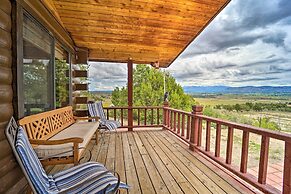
[194,94,291,107]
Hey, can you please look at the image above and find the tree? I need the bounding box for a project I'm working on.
[111,65,195,111]
[55,59,69,107]
[253,117,281,131]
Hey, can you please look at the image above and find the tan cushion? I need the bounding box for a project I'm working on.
[34,121,99,158]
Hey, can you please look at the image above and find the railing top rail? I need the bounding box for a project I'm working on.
[104,106,163,109]
[197,114,291,142]
[165,107,291,142]
[164,107,192,116]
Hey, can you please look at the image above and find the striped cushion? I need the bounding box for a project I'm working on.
[88,101,106,120]
[88,101,121,131]
[16,127,55,193]
[100,120,121,131]
[50,162,129,193]
[16,127,129,194]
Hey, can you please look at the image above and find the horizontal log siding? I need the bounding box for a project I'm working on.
[0,0,26,193]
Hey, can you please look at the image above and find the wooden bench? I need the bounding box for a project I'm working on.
[18,106,99,166]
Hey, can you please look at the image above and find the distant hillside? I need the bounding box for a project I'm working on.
[183,86,291,94]
[90,90,112,94]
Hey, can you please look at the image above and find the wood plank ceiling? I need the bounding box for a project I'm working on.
[49,0,230,67]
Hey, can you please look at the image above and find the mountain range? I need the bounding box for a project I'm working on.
[183,86,291,94]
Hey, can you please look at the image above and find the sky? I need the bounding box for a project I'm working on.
[89,0,291,91]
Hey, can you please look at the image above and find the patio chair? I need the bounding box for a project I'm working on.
[88,101,121,131]
[5,117,129,194]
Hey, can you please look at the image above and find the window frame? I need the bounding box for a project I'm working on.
[14,6,72,118]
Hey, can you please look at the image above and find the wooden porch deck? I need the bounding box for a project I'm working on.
[46,129,259,194]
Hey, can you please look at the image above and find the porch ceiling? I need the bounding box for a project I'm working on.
[46,0,230,67]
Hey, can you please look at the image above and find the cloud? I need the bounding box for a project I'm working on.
[242,58,289,67]
[232,77,279,82]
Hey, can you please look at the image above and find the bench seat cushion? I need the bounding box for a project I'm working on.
[34,121,99,159]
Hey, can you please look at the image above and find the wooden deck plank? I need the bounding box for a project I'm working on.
[105,132,116,171]
[90,134,103,162]
[96,133,110,164]
[143,131,199,193]
[133,132,170,193]
[159,131,243,194]
[122,132,142,194]
[162,130,257,194]
[127,132,156,194]
[115,133,127,194]
[153,131,231,194]
[44,129,258,194]
[138,132,190,194]
[147,131,213,194]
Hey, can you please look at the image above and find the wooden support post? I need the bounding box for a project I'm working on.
[163,101,169,130]
[189,105,203,151]
[127,59,133,131]
[283,142,291,194]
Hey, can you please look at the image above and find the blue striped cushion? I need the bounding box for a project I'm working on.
[101,120,121,131]
[88,102,106,120]
[88,101,121,131]
[51,162,129,193]
[16,127,55,193]
[95,101,106,120]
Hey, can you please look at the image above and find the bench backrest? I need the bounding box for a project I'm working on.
[19,106,75,140]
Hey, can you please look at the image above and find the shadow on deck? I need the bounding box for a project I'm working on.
[46,129,260,194]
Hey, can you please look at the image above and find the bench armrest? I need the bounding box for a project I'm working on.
[74,116,100,121]
[29,137,83,145]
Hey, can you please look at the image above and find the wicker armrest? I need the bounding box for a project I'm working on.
[29,137,84,145]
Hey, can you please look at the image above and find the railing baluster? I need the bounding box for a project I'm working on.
[283,142,291,194]
[206,121,211,152]
[226,126,234,164]
[151,108,154,125]
[114,108,116,121]
[240,131,249,173]
[157,108,160,125]
[120,109,124,126]
[169,110,172,128]
[197,118,202,147]
[258,136,270,184]
[173,111,177,132]
[138,108,140,126]
[187,115,190,139]
[170,111,173,129]
[144,108,147,126]
[215,123,221,157]
[181,114,185,137]
[177,113,181,134]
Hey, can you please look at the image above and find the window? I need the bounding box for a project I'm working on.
[22,14,54,116]
[55,42,70,108]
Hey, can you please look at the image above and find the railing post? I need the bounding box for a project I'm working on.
[283,142,291,194]
[189,105,203,151]
[163,101,169,130]
[127,59,133,131]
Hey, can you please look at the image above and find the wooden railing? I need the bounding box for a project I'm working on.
[103,106,163,128]
[163,106,291,194]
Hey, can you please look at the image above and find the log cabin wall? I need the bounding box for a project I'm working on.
[0,0,76,192]
[0,0,27,193]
